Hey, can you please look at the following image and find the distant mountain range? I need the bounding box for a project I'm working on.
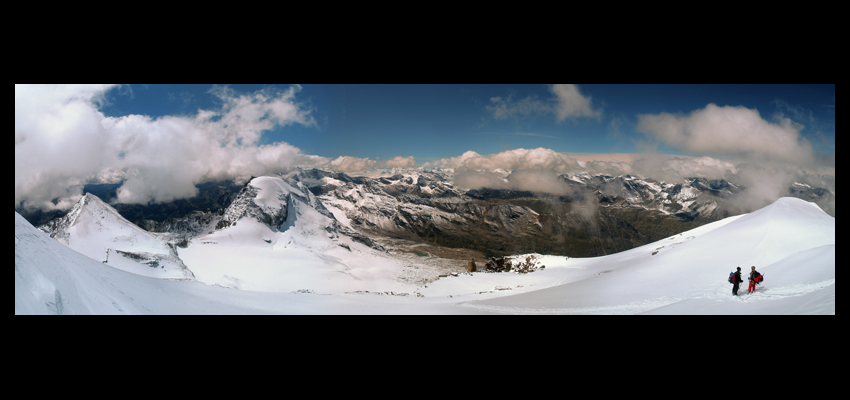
[23,168,835,259]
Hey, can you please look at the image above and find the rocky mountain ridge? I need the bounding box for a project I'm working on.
[285,167,834,257]
[34,167,835,259]
[211,176,384,251]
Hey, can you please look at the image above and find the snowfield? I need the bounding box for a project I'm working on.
[15,197,834,314]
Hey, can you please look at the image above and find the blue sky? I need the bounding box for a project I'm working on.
[98,84,835,162]
[15,83,835,209]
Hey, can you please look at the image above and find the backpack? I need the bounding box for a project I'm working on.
[728,271,736,284]
[754,273,763,284]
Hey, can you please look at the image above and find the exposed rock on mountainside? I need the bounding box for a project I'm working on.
[30,167,834,260]
[284,168,834,257]
[214,176,385,252]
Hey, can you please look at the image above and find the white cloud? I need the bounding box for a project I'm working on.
[427,148,584,196]
[15,85,120,210]
[636,103,815,166]
[550,84,602,121]
[15,84,328,210]
[429,147,834,216]
[424,150,482,170]
[452,168,577,196]
[327,156,377,173]
[485,84,602,122]
[381,156,416,168]
[326,155,417,173]
[16,84,420,209]
[426,147,581,174]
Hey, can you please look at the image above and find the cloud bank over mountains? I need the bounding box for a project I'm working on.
[428,147,833,215]
[16,85,833,215]
[15,85,412,210]
[423,98,834,212]
[636,103,816,166]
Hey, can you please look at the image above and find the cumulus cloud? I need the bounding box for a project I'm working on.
[486,84,602,122]
[582,160,636,177]
[326,155,416,173]
[550,84,602,121]
[327,156,376,173]
[723,163,799,213]
[456,169,577,196]
[15,84,334,210]
[433,148,714,195]
[381,156,416,168]
[424,150,482,170]
[16,84,121,210]
[427,148,583,196]
[631,103,837,214]
[429,146,834,216]
[622,154,738,183]
[426,147,581,174]
[636,103,816,166]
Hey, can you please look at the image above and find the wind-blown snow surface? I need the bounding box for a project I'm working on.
[15,197,834,314]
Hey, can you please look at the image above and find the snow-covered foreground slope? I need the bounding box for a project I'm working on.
[450,197,834,314]
[15,197,834,314]
[15,212,477,314]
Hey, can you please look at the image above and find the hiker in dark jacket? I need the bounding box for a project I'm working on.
[733,267,743,296]
[748,266,761,294]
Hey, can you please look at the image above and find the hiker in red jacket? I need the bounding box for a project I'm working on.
[748,266,761,294]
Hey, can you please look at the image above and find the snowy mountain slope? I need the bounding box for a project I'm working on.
[16,196,834,314]
[639,244,835,315]
[177,176,407,293]
[454,197,834,314]
[15,213,475,315]
[36,193,193,280]
[17,211,246,314]
[16,211,484,314]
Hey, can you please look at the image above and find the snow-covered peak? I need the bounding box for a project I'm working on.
[39,193,146,243]
[730,197,831,229]
[250,176,305,213]
[219,177,289,230]
[217,175,338,231]
[177,175,399,292]
[36,193,194,280]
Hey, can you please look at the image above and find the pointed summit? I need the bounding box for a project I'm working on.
[38,193,120,242]
[217,176,303,230]
[37,193,194,280]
